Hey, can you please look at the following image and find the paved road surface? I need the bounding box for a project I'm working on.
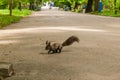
[0,8,120,80]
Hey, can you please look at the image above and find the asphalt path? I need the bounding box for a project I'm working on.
[0,7,120,80]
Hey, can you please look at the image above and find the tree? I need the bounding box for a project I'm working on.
[18,2,22,11]
[85,0,93,13]
[9,0,13,16]
[114,0,117,14]
[94,0,99,12]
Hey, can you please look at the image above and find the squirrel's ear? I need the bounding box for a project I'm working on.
[46,41,51,45]
[49,42,51,45]
[46,41,48,44]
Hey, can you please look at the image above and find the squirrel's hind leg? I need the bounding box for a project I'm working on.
[52,50,56,53]
[58,48,62,53]
[48,49,52,54]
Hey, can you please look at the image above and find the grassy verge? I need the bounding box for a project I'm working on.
[91,10,120,17]
[0,9,31,16]
[0,9,31,28]
[0,15,21,28]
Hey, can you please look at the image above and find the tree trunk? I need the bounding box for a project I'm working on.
[85,0,93,13]
[114,0,117,14]
[74,0,78,9]
[9,0,13,16]
[29,2,35,10]
[18,2,22,11]
[94,0,99,12]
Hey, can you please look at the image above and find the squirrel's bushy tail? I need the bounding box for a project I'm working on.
[62,36,79,47]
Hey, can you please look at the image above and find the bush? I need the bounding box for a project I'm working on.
[0,4,7,9]
[0,0,8,9]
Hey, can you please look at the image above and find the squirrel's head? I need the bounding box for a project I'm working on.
[45,41,51,50]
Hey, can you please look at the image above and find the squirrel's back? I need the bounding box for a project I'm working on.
[45,36,79,54]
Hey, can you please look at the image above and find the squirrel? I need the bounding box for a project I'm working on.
[45,36,79,54]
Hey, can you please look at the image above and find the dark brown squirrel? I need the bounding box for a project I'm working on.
[45,36,79,54]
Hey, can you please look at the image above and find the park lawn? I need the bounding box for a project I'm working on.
[0,9,31,16]
[91,10,120,17]
[100,10,120,17]
[0,9,31,28]
[0,15,21,28]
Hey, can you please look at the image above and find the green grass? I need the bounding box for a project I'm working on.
[91,10,120,17]
[0,9,31,16]
[0,15,21,28]
[0,9,31,28]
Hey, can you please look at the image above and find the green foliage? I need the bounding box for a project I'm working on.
[52,0,120,16]
[102,0,120,10]
[0,0,8,9]
[0,0,42,9]
[116,0,120,9]
[53,0,87,11]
